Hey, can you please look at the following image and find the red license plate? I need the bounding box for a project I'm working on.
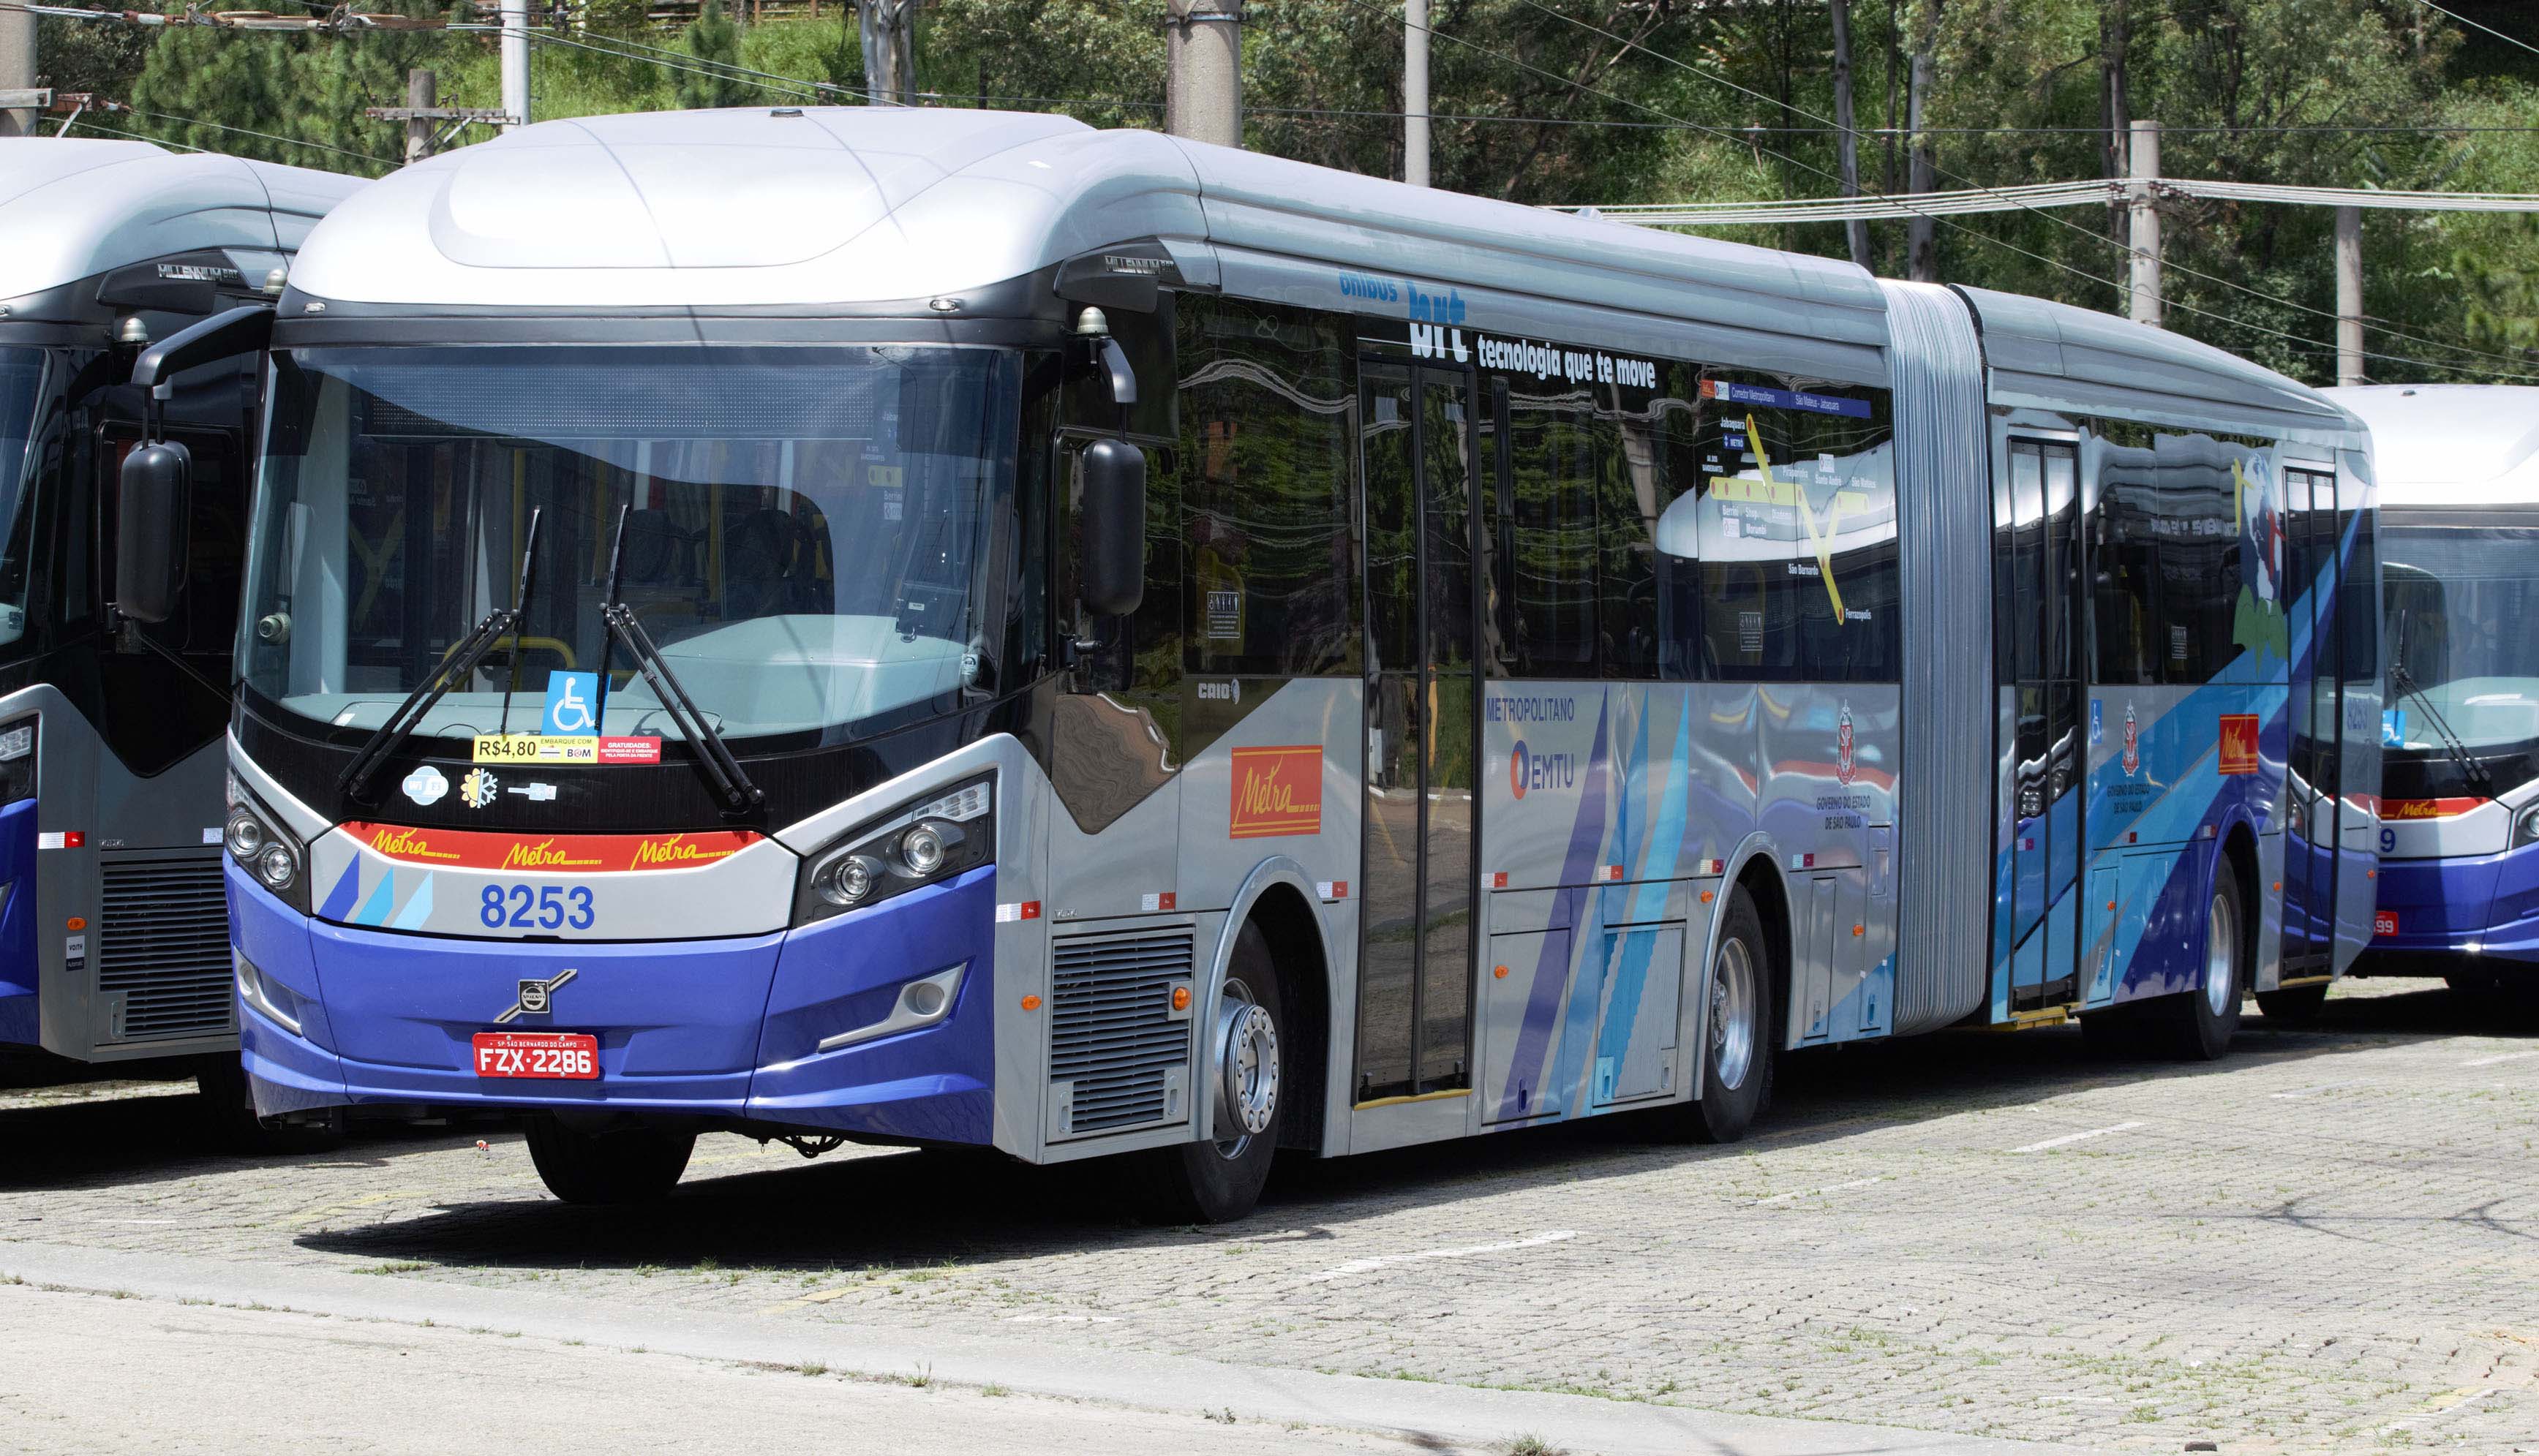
[472,1031,599,1079]
[2374,910,2399,938]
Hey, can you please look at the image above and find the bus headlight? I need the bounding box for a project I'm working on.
[0,718,33,806]
[794,774,993,926]
[225,779,311,913]
[2514,803,2539,849]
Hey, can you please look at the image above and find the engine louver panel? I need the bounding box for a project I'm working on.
[1050,928,1194,1138]
[99,853,234,1041]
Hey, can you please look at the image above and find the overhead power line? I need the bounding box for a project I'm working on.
[1576,177,2539,225]
[2407,0,2539,63]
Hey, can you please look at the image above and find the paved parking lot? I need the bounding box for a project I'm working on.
[4,978,2535,1454]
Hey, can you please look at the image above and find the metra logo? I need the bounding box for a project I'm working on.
[1338,271,1400,303]
[500,838,604,871]
[369,827,459,861]
[1229,744,1323,839]
[630,834,739,868]
[1508,739,1578,799]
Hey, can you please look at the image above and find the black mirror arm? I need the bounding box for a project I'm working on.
[1099,337,1137,409]
[131,303,276,437]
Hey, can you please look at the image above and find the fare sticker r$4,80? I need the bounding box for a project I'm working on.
[473,734,598,765]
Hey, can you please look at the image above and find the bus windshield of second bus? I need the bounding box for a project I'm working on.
[0,347,42,652]
[2381,507,2539,798]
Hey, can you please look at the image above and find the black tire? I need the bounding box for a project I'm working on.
[1140,922,1284,1224]
[2163,865,2248,1060]
[524,1116,695,1204]
[2254,982,2330,1025]
[1657,885,1775,1144]
[195,1058,344,1153]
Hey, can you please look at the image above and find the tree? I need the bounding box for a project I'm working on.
[678,0,751,111]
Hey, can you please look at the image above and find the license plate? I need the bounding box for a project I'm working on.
[2374,910,2399,938]
[472,1030,599,1079]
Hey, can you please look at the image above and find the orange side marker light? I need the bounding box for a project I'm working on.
[66,916,86,931]
[1492,964,1509,980]
[1020,995,1042,1011]
[1170,986,1190,1011]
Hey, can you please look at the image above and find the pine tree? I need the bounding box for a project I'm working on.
[678,0,751,111]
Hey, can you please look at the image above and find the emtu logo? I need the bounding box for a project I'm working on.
[1508,740,1577,799]
[1510,739,1529,800]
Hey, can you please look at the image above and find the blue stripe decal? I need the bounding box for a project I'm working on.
[1595,704,1691,1082]
[319,857,361,923]
[351,868,396,927]
[1497,689,1611,1122]
[388,873,435,930]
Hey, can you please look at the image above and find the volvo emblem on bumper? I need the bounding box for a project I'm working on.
[496,967,578,1023]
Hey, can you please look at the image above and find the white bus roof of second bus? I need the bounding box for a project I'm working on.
[2325,384,2539,507]
[0,138,366,303]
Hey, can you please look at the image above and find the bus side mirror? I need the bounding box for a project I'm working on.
[1078,437,1147,619]
[114,440,192,625]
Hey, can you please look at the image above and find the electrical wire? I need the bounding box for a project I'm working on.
[1496,0,2539,375]
[2407,0,2539,63]
[1334,0,2539,382]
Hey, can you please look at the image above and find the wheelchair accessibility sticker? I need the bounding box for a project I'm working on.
[543,672,601,736]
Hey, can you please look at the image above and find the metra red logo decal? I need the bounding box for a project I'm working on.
[1229,745,1323,839]
[345,822,759,872]
[2217,714,2260,777]
[2384,797,2486,821]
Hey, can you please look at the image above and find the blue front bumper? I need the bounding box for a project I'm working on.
[2371,841,2539,965]
[229,859,998,1144]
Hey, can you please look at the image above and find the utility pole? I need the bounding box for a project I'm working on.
[2336,204,2366,386]
[1403,0,1429,186]
[1165,0,1242,150]
[404,69,435,164]
[1905,49,1936,283]
[0,3,37,139]
[1829,0,1868,269]
[500,0,530,131]
[2126,118,2162,326]
[860,0,914,105]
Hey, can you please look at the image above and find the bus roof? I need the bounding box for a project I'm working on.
[285,105,1888,348]
[2325,384,2539,505]
[0,138,365,303]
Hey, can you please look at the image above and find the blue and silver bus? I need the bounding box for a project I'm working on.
[2329,385,2538,995]
[1,140,358,1118]
[153,110,2375,1217]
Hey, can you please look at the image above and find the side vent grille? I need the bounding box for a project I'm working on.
[99,852,234,1042]
[1049,927,1195,1140]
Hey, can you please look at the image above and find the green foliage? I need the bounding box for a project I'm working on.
[677,0,752,110]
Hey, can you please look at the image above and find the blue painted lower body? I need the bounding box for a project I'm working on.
[229,859,999,1143]
[2372,845,2539,964]
[0,797,40,1048]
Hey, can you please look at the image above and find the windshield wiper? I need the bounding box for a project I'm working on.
[339,509,543,803]
[2389,609,2491,793]
[595,503,764,813]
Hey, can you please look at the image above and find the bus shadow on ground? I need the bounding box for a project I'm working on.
[288,984,2513,1276]
[0,1085,494,1193]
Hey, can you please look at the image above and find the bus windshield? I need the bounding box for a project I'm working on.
[2382,507,2539,757]
[0,348,45,653]
[241,344,1024,749]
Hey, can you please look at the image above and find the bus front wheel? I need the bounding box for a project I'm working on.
[2164,870,2247,1060]
[524,1115,695,1204]
[1142,923,1284,1224]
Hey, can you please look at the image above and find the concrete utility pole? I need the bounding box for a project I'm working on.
[2126,118,2162,326]
[1165,0,1242,150]
[2335,204,2366,386]
[1829,0,1870,269]
[500,0,530,131]
[404,69,436,164]
[1904,49,1936,283]
[0,4,37,139]
[1403,0,1430,186]
[860,0,915,105]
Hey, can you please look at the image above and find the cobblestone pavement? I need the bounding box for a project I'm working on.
[4,978,2534,1455]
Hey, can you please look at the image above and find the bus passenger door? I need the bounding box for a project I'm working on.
[2007,438,2085,1011]
[1355,363,1478,1103]
[2282,465,2342,978]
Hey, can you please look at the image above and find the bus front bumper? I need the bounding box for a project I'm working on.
[227,860,998,1144]
[2371,842,2539,965]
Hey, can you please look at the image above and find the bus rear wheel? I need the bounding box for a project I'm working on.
[524,1116,695,1204]
[2162,870,2247,1060]
[1141,923,1284,1224]
[1656,884,1775,1144]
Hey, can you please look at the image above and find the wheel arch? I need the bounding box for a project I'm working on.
[1204,859,1337,1154]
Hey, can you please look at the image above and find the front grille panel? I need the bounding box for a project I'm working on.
[99,853,234,1041]
[1050,928,1193,1137]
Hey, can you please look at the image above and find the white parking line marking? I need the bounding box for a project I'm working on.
[1005,1313,1120,1324]
[1755,1176,1885,1206]
[1306,1230,1576,1282]
[2010,1121,2144,1154]
[2461,1049,2539,1068]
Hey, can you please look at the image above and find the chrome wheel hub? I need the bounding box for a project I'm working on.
[1709,938,1757,1092]
[2205,889,2238,1017]
[1212,977,1279,1155]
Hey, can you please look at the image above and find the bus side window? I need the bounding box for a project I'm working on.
[1502,382,1598,678]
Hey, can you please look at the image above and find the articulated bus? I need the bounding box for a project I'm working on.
[162,109,2376,1218]
[2328,385,2539,995]
[1,140,359,1116]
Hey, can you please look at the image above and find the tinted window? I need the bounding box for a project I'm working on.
[1180,298,1361,677]
[1500,383,1599,674]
